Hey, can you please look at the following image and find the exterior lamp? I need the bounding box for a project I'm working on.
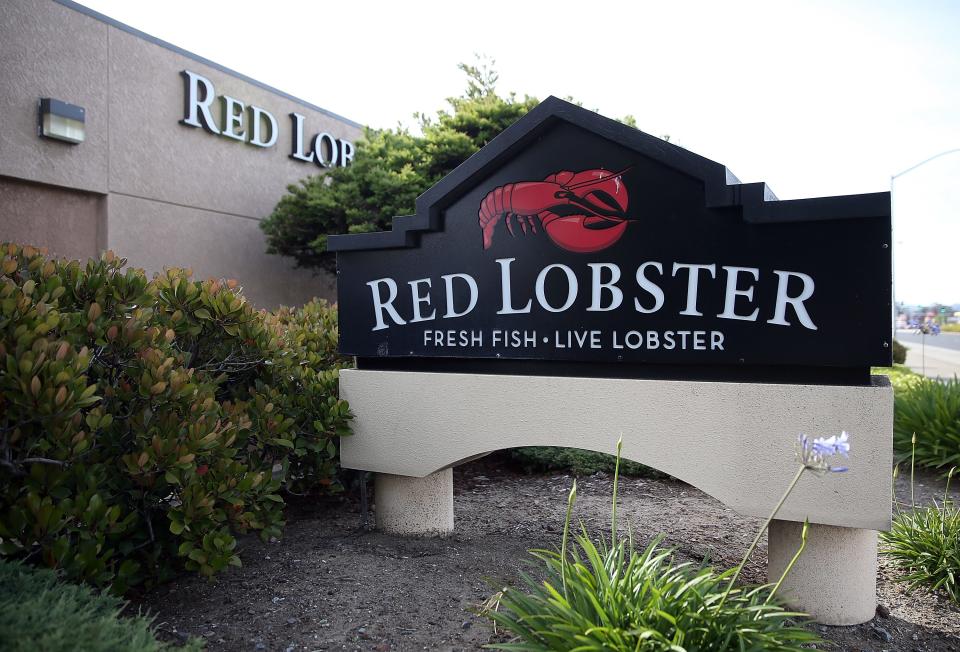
[38,98,85,144]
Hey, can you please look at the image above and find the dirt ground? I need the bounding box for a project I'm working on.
[139,458,960,651]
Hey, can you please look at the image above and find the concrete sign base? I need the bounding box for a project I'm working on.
[769,519,878,625]
[374,469,454,535]
[342,369,892,625]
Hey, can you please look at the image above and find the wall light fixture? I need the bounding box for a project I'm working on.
[38,98,85,144]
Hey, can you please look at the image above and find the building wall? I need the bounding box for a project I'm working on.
[0,1,110,194]
[108,194,336,306]
[0,176,106,262]
[0,0,360,307]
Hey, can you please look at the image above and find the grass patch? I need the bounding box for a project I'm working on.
[872,364,924,393]
[0,560,200,651]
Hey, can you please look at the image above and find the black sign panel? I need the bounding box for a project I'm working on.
[330,98,891,380]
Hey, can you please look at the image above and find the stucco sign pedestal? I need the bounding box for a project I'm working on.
[328,97,893,625]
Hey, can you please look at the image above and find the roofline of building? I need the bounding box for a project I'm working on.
[55,0,364,130]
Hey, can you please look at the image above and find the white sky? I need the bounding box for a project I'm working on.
[75,0,960,306]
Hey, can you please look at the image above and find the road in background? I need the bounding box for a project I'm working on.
[897,330,960,351]
[895,330,960,379]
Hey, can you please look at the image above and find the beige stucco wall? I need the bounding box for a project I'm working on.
[0,176,106,261]
[341,369,893,531]
[0,0,359,307]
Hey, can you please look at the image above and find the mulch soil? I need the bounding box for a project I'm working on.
[138,458,960,651]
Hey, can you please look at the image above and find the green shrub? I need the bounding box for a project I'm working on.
[0,559,201,651]
[882,500,960,604]
[892,339,908,364]
[892,377,960,469]
[263,299,353,493]
[0,244,351,592]
[261,62,539,273]
[508,447,665,478]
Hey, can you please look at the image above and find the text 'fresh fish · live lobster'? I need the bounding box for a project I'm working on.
[478,167,634,253]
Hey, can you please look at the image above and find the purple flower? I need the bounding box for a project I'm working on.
[813,431,850,458]
[797,431,851,474]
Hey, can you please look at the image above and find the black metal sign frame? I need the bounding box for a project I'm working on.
[330,97,891,385]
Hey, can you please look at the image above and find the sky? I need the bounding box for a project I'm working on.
[75,0,960,306]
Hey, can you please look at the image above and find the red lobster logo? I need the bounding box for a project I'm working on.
[478,168,632,253]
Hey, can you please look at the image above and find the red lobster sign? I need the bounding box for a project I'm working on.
[478,168,633,253]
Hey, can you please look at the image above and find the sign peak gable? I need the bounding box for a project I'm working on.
[328,96,888,253]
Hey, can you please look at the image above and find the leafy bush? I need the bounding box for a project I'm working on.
[892,377,960,469]
[882,500,960,604]
[0,244,351,592]
[508,446,665,478]
[892,339,908,364]
[0,559,201,651]
[264,299,353,493]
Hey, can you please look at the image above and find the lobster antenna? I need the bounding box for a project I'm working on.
[563,166,634,191]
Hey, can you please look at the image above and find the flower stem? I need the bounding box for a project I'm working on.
[765,518,809,605]
[911,432,917,508]
[716,464,806,613]
[561,479,577,600]
[945,467,956,507]
[611,435,623,550]
[892,464,901,515]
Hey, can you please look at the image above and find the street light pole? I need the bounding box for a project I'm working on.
[892,148,960,183]
[889,148,960,350]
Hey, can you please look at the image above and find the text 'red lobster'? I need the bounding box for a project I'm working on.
[478,168,632,253]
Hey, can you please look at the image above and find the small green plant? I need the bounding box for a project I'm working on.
[482,434,851,650]
[883,499,960,604]
[882,449,960,605]
[486,531,817,651]
[892,377,960,470]
[0,559,201,651]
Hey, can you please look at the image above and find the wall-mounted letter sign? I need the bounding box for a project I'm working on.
[180,70,354,167]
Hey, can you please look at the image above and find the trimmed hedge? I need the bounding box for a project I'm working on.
[508,447,665,478]
[0,244,351,592]
[892,339,908,364]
